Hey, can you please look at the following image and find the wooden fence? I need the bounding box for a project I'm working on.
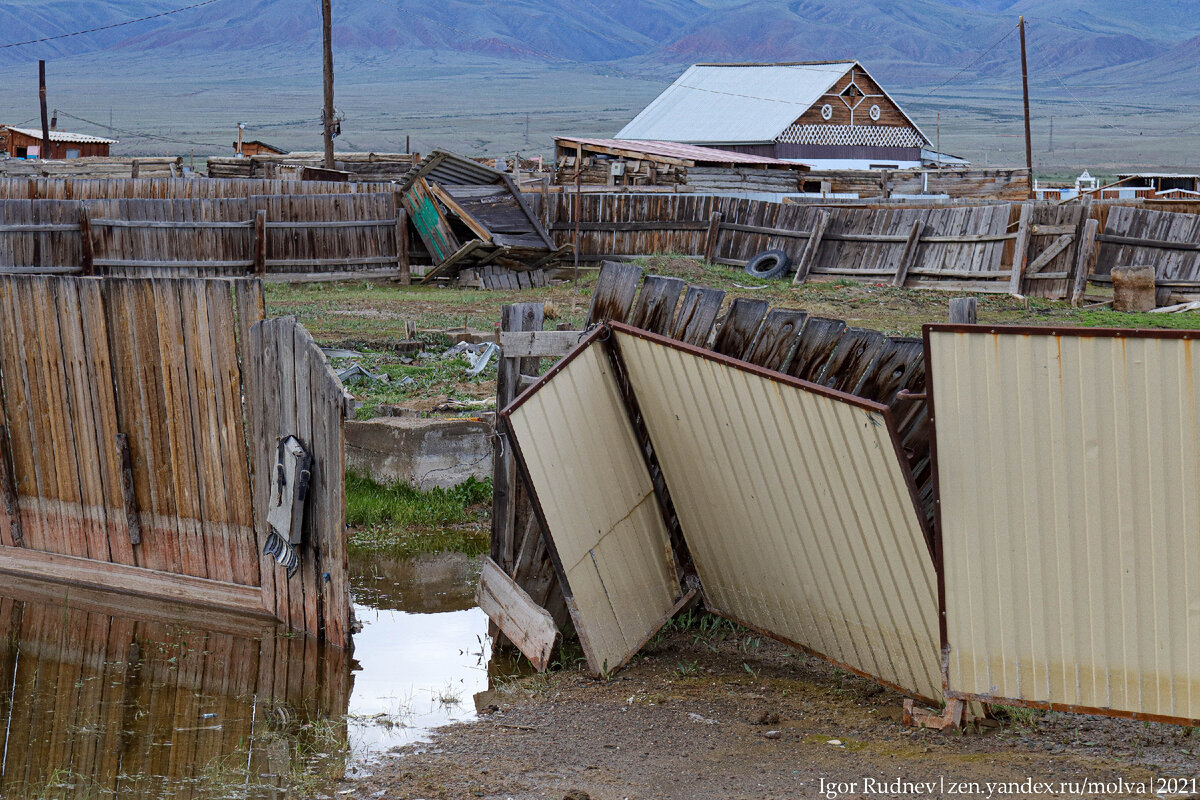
[492,262,933,629]
[0,276,350,646]
[0,176,393,200]
[1094,205,1200,300]
[0,194,405,277]
[547,194,1098,299]
[0,575,350,797]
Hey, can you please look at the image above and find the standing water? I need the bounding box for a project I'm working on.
[0,550,511,797]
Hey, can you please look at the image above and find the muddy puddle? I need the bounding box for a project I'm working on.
[0,550,509,798]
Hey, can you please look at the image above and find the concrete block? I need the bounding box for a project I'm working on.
[346,416,492,490]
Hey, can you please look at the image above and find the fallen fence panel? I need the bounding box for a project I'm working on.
[927,324,1200,724]
[611,324,942,703]
[504,331,687,676]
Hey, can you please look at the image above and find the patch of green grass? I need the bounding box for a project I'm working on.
[346,470,491,529]
[345,471,492,558]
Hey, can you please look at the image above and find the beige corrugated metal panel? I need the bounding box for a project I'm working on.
[930,327,1200,723]
[615,329,942,702]
[507,341,680,676]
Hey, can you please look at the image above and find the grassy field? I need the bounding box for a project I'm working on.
[265,255,1200,420]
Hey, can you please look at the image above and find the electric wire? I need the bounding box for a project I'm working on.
[0,0,227,50]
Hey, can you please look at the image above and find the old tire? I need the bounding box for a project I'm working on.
[744,249,790,280]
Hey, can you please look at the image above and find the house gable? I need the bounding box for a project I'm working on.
[778,63,928,148]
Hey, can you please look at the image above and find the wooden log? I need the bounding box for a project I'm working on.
[1007,203,1033,295]
[793,210,829,285]
[253,210,267,277]
[1070,217,1099,306]
[949,297,977,324]
[892,220,924,287]
[476,556,560,672]
[703,212,722,263]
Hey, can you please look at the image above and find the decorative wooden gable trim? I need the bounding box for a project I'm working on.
[779,63,928,147]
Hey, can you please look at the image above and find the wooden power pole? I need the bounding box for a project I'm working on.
[321,0,335,170]
[1019,16,1033,198]
[38,60,50,159]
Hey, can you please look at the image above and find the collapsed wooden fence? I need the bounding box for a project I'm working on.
[0,276,350,646]
[491,262,934,633]
[0,176,393,200]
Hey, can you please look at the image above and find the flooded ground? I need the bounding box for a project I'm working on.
[0,550,500,799]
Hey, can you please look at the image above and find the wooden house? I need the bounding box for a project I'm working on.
[2,126,116,159]
[239,139,287,156]
[617,61,930,171]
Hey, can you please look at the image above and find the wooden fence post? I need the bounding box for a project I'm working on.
[793,210,829,285]
[395,201,411,285]
[130,159,140,179]
[253,209,267,277]
[949,297,977,324]
[703,212,722,264]
[79,207,95,276]
[492,302,545,575]
[0,426,23,545]
[1008,203,1033,295]
[1070,217,1100,306]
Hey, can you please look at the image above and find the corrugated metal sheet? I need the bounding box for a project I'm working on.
[506,339,682,676]
[614,326,942,702]
[5,126,118,145]
[928,326,1200,723]
[556,137,801,167]
[398,149,504,190]
[616,63,853,145]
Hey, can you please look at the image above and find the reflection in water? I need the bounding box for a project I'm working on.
[0,577,352,799]
[0,550,513,797]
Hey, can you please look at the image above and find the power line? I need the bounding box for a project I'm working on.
[0,0,226,50]
[55,110,226,148]
[911,22,1021,102]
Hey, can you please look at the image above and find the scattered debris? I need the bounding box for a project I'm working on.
[763,730,782,740]
[687,713,717,725]
[336,363,390,385]
[1150,300,1200,313]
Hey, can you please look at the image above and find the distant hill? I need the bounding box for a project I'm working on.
[0,0,1196,84]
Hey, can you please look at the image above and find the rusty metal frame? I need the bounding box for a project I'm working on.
[923,321,1200,727]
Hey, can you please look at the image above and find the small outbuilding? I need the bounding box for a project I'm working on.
[1,126,116,159]
[238,140,287,157]
[617,61,930,170]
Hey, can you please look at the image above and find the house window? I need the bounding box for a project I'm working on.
[65,149,80,159]
[15,147,27,158]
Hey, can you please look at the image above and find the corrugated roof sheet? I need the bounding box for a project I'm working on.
[5,126,117,145]
[929,325,1200,723]
[616,62,855,144]
[556,137,803,167]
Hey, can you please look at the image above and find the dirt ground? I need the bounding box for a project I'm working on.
[353,627,1200,800]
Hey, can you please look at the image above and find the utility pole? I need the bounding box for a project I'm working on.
[936,111,941,168]
[321,0,335,170]
[1019,16,1033,198]
[38,60,50,159]
[1049,115,1054,153]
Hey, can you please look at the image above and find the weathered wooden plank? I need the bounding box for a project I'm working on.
[500,329,585,359]
[793,211,829,284]
[670,285,725,347]
[893,221,924,287]
[1008,203,1033,294]
[711,298,769,360]
[586,261,643,325]
[1025,233,1073,274]
[476,556,560,672]
[628,275,684,335]
[1071,218,1100,305]
[785,317,846,383]
[745,309,807,371]
[820,327,887,393]
[856,337,925,404]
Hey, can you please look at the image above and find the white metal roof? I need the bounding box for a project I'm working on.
[618,62,855,144]
[5,126,117,145]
